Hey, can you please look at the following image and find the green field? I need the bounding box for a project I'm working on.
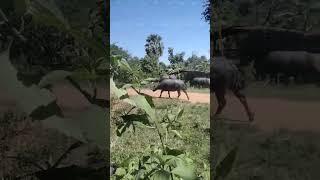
[213,120,320,180]
[111,98,210,176]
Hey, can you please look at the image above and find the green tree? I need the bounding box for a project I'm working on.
[159,61,167,74]
[110,44,148,84]
[145,34,164,60]
[141,55,158,75]
[110,43,131,60]
[168,47,185,65]
[184,54,209,72]
[141,34,164,76]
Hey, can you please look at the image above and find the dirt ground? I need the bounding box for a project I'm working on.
[1,85,320,132]
[127,88,209,104]
[128,88,320,132]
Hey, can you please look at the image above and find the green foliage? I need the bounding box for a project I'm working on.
[184,54,210,73]
[38,70,72,88]
[0,0,109,178]
[0,47,55,115]
[111,57,200,179]
[213,147,238,180]
[145,34,164,60]
[168,47,185,65]
[42,105,107,149]
[1,0,107,161]
[205,0,320,31]
[111,44,149,84]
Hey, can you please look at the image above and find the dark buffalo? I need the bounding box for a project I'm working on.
[179,70,209,84]
[211,56,254,121]
[258,51,320,85]
[153,79,190,100]
[191,77,210,88]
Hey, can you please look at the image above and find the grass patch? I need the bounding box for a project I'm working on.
[111,98,210,175]
[213,120,320,180]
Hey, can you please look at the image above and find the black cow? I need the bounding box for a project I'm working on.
[211,56,254,121]
[153,79,190,100]
[257,51,320,85]
[191,77,210,88]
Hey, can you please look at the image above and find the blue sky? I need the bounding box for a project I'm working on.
[110,0,209,64]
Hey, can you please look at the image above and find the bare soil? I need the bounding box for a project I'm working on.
[127,88,210,104]
[128,88,320,132]
[1,85,320,132]
[213,95,320,132]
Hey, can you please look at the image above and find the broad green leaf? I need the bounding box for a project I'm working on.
[214,147,238,180]
[133,121,155,129]
[161,155,176,163]
[150,170,171,180]
[165,146,184,156]
[38,70,72,88]
[111,55,132,72]
[122,114,151,125]
[130,95,156,120]
[122,83,133,89]
[118,57,132,72]
[114,167,127,177]
[26,0,70,29]
[30,100,63,120]
[41,115,86,142]
[110,78,128,99]
[170,130,183,139]
[176,108,184,120]
[123,99,136,106]
[144,95,155,108]
[42,105,107,149]
[171,160,197,180]
[116,121,131,137]
[127,160,139,174]
[167,114,175,122]
[0,49,55,115]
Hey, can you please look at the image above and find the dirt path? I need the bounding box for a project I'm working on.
[128,88,320,132]
[1,85,320,132]
[216,95,320,132]
[127,88,210,104]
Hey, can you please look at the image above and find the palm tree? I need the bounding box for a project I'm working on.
[144,34,164,60]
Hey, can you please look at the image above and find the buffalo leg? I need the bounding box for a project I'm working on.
[168,91,171,98]
[233,90,254,122]
[214,89,226,116]
[182,90,189,100]
[177,90,181,98]
[159,90,164,98]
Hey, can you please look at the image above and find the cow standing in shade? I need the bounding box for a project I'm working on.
[211,56,254,122]
[191,77,210,88]
[251,51,320,85]
[153,79,190,100]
